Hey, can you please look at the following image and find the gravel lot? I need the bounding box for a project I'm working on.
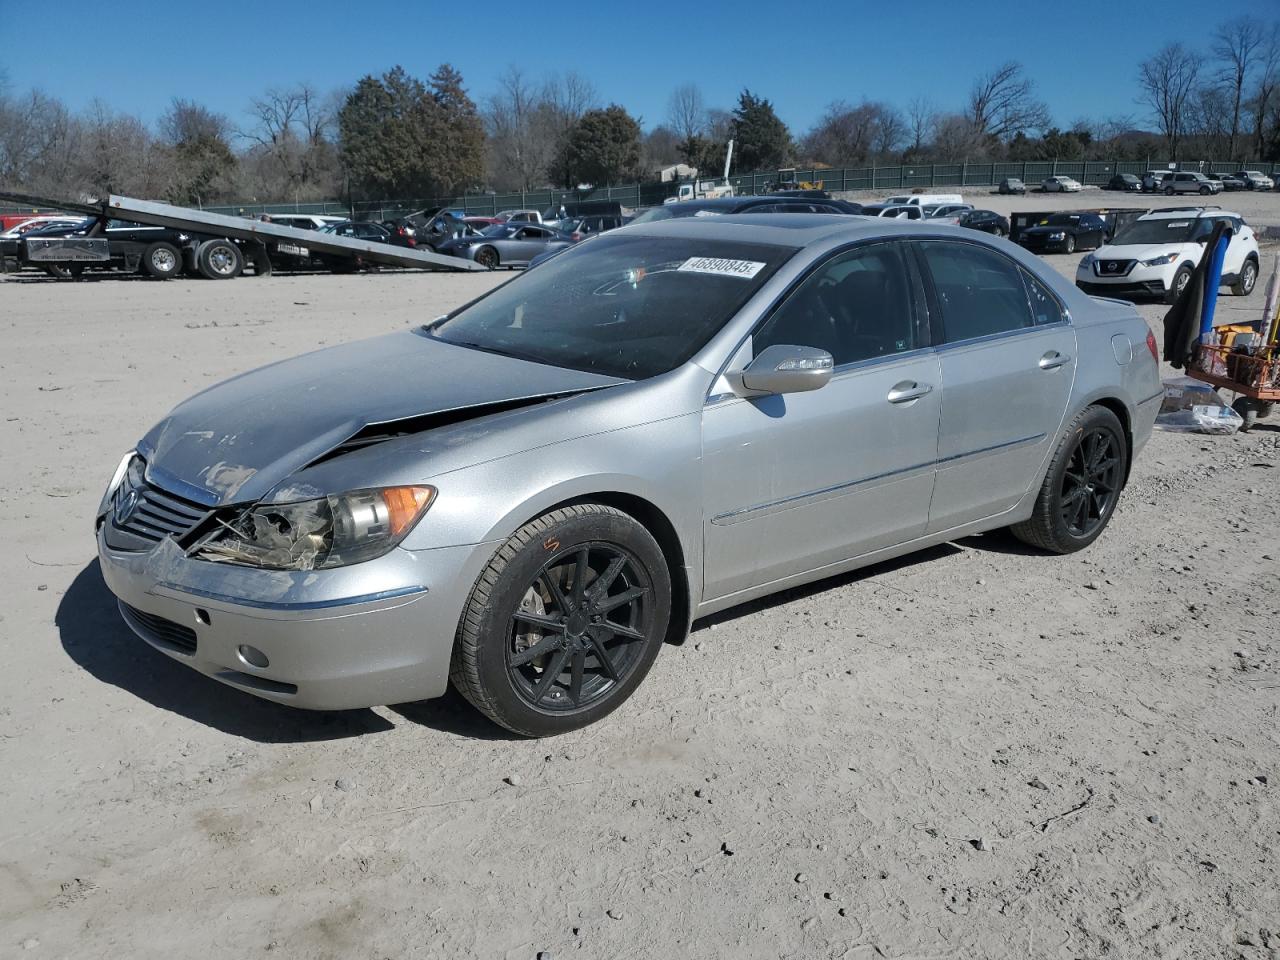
[3,196,1280,959]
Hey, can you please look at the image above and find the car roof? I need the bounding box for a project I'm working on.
[622,212,933,248]
[1139,207,1240,220]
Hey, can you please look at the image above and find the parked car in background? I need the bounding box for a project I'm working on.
[1105,174,1142,192]
[1076,207,1260,304]
[545,214,625,241]
[924,203,973,219]
[312,220,415,271]
[1162,171,1221,195]
[998,178,1027,195]
[465,216,502,228]
[1215,172,1248,191]
[955,209,1010,236]
[262,214,348,231]
[96,213,1161,735]
[1016,212,1108,254]
[629,195,860,224]
[1141,171,1170,193]
[494,209,542,223]
[436,221,574,268]
[871,205,925,220]
[1041,175,1082,193]
[1233,170,1275,190]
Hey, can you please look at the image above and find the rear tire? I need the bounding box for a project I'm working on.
[1233,397,1262,432]
[196,239,243,279]
[1231,257,1258,296]
[450,503,672,737]
[1164,186,1175,196]
[40,263,84,280]
[1010,405,1128,554]
[142,241,181,279]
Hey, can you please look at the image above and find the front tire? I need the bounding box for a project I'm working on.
[1165,264,1193,305]
[1064,235,1076,254]
[1011,405,1128,554]
[474,246,499,270]
[1231,258,1258,296]
[450,504,672,737]
[142,241,181,279]
[1164,186,1175,196]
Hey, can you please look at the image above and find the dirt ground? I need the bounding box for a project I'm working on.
[2,197,1280,960]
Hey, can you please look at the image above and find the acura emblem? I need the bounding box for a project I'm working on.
[114,489,139,525]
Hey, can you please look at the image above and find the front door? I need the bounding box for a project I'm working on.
[914,240,1077,533]
[701,240,941,601]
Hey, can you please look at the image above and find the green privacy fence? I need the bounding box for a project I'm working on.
[198,157,1280,220]
[9,158,1273,219]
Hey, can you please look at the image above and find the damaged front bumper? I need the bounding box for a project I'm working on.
[96,526,484,710]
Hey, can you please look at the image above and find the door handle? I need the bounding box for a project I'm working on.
[887,381,933,404]
[1039,351,1072,370]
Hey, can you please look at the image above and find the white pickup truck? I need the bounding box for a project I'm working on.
[882,193,963,207]
[664,180,736,204]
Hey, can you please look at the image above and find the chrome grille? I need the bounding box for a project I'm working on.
[121,602,198,654]
[1095,259,1136,277]
[110,463,209,544]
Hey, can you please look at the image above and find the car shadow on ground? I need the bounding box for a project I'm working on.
[57,560,398,742]
[690,542,964,632]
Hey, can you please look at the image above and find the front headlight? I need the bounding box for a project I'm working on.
[197,485,436,570]
[1141,252,1178,267]
[1049,232,1066,240]
[1080,253,1096,268]
[105,450,138,499]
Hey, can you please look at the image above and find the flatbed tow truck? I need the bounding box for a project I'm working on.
[0,191,484,277]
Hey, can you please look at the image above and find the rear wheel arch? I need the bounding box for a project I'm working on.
[1068,396,1134,486]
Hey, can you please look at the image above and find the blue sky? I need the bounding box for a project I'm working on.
[1,0,1215,135]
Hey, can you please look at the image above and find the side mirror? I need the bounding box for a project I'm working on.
[740,344,834,396]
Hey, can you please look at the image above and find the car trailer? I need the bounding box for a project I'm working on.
[1008,207,1148,246]
[0,191,485,277]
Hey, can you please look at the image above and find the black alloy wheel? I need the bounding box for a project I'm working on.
[1058,428,1122,538]
[475,246,498,269]
[507,542,652,712]
[1010,405,1129,553]
[451,503,672,736]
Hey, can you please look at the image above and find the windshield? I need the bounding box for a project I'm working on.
[481,224,520,237]
[1112,218,1196,245]
[427,234,793,379]
[1042,214,1080,226]
[629,205,727,224]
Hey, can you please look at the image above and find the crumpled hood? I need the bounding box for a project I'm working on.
[139,330,624,506]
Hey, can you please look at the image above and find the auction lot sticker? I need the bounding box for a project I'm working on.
[677,257,766,279]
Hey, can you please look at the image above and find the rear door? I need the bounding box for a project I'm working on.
[915,240,1077,533]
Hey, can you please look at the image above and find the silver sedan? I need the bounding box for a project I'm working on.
[96,215,1162,736]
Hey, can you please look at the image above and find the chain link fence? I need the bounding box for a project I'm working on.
[7,159,1278,220]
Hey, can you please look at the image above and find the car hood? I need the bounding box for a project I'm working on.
[138,330,625,506]
[1090,242,1199,261]
[1022,225,1075,235]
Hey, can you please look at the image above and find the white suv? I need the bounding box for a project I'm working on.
[1075,207,1260,304]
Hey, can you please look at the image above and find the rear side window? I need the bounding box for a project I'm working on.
[1021,269,1065,326]
[918,241,1033,342]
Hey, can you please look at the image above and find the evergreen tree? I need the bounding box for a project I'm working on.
[731,90,792,171]
[558,104,641,187]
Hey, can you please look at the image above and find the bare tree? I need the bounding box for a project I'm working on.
[905,97,936,154]
[802,100,904,165]
[932,113,990,161]
[484,65,551,190]
[1250,23,1280,158]
[968,62,1050,139]
[240,84,335,198]
[1213,17,1265,160]
[1137,44,1201,158]
[666,83,706,143]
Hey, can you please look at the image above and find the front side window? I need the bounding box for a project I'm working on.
[753,242,924,366]
[918,241,1033,343]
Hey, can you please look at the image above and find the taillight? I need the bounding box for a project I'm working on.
[406,236,416,247]
[1145,328,1159,362]
[571,232,582,241]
